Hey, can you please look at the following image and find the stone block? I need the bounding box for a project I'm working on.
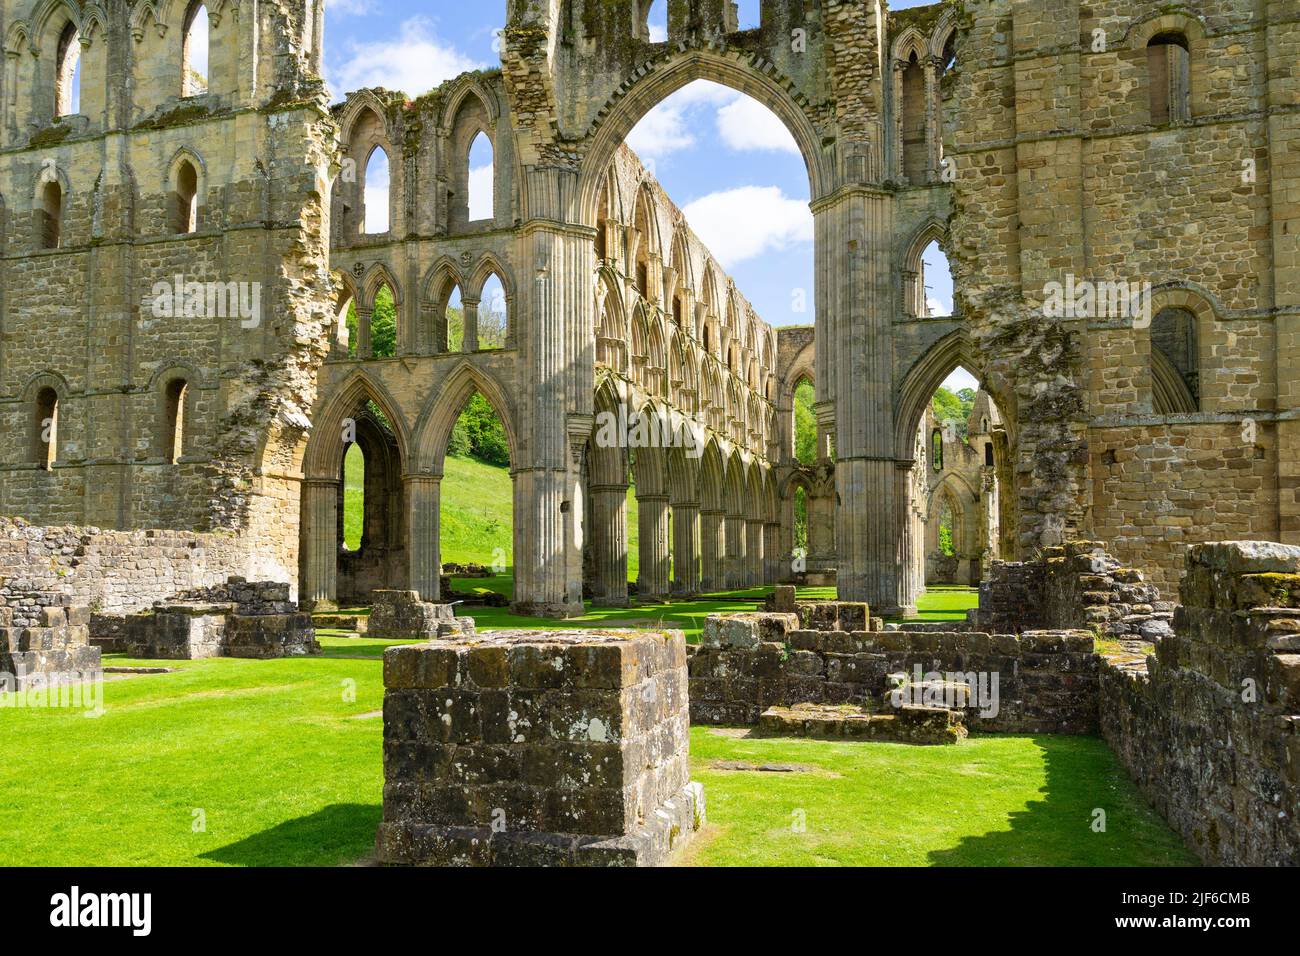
[375,628,703,867]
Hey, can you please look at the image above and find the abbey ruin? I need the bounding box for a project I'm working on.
[0,0,1297,867]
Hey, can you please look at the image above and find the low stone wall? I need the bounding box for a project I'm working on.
[1100,541,1300,866]
[973,541,1173,647]
[0,516,257,616]
[689,608,1098,733]
[367,590,475,640]
[375,628,704,867]
[0,604,101,689]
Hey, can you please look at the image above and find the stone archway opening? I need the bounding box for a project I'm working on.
[905,362,1015,605]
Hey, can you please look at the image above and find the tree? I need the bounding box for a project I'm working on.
[794,379,816,465]
[931,385,975,440]
[344,285,397,358]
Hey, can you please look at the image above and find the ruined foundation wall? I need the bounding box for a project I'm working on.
[689,607,1098,734]
[0,517,255,616]
[1100,541,1300,866]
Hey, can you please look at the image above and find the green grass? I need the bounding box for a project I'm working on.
[0,647,1192,867]
[344,451,640,575]
[686,729,1194,866]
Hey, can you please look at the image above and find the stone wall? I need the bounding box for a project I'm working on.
[0,517,259,614]
[375,628,704,866]
[689,606,1099,734]
[973,541,1172,648]
[1100,541,1300,866]
[0,603,100,690]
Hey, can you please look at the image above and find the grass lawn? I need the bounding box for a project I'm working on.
[336,581,979,643]
[0,638,1193,867]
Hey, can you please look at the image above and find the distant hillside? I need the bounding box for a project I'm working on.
[344,450,640,576]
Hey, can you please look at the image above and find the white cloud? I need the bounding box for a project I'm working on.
[330,17,483,99]
[468,165,494,220]
[648,22,668,42]
[680,186,812,269]
[364,186,389,233]
[927,297,952,317]
[624,81,742,162]
[716,96,800,155]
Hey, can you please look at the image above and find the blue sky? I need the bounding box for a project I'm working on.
[320,0,971,390]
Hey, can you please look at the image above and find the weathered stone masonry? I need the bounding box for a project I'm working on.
[1101,542,1300,866]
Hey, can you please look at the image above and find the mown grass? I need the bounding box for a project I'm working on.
[0,646,1192,866]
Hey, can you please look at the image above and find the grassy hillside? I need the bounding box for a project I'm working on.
[344,448,640,575]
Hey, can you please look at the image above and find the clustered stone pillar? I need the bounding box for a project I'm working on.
[637,494,671,600]
[590,483,629,606]
[671,503,700,596]
[300,478,338,608]
[700,509,726,592]
[763,521,781,584]
[405,474,441,600]
[745,518,764,587]
[724,511,746,589]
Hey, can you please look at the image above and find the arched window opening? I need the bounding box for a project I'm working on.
[1147,33,1190,125]
[937,497,956,557]
[1151,307,1200,413]
[900,52,927,184]
[35,387,59,469]
[793,378,816,465]
[984,442,994,467]
[478,274,508,350]
[362,146,390,234]
[164,379,188,463]
[183,3,209,97]
[931,428,944,472]
[445,285,464,353]
[441,388,514,598]
[793,485,808,556]
[342,442,365,551]
[636,0,667,42]
[55,23,80,117]
[467,132,494,221]
[173,160,199,234]
[39,180,62,249]
[672,295,683,326]
[940,32,957,77]
[918,240,954,317]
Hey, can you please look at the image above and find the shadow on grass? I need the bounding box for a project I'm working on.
[200,803,381,867]
[926,735,1196,866]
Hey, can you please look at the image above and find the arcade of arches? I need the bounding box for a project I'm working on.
[0,0,1294,618]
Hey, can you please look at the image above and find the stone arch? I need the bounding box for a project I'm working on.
[595,267,628,372]
[698,438,726,513]
[446,83,496,228]
[361,261,401,311]
[900,217,951,317]
[413,361,519,476]
[164,146,205,233]
[891,26,927,65]
[894,330,986,460]
[574,47,829,224]
[303,370,411,480]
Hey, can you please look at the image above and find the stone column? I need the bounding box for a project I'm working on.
[509,215,589,618]
[893,461,919,617]
[700,509,726,592]
[671,503,700,596]
[637,495,670,600]
[405,474,441,601]
[819,180,899,611]
[461,296,480,352]
[724,512,747,589]
[745,519,764,587]
[590,484,629,606]
[300,479,338,608]
[763,522,781,583]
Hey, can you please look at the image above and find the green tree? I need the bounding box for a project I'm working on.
[931,385,975,440]
[794,379,817,465]
[344,285,398,358]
